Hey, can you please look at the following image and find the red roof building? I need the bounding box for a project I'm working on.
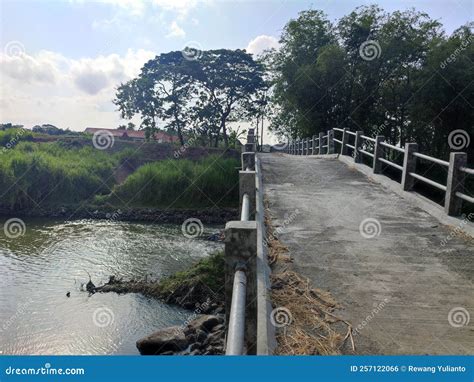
[84,128,179,143]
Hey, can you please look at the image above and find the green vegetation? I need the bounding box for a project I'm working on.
[111,155,239,208]
[158,251,224,295]
[267,6,473,163]
[0,128,33,148]
[0,142,118,209]
[0,141,239,210]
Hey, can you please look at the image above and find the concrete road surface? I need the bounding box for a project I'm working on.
[261,153,473,355]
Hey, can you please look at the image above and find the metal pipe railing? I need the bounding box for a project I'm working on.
[361,135,376,142]
[333,127,344,132]
[334,138,342,144]
[346,131,357,136]
[226,268,247,355]
[413,152,449,167]
[346,143,355,149]
[460,167,474,175]
[379,157,403,171]
[409,172,447,191]
[241,193,250,221]
[359,149,374,158]
[380,141,405,153]
[456,192,474,204]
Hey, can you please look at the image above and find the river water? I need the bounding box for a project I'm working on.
[0,217,222,355]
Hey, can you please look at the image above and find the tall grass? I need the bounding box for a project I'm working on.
[0,142,117,209]
[113,155,239,208]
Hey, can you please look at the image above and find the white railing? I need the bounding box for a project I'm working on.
[286,128,473,216]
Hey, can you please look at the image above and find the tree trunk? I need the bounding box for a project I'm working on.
[221,121,228,148]
[177,125,184,146]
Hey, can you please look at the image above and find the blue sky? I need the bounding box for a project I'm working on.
[0,0,472,134]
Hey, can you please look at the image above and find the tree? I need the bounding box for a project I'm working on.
[191,49,267,147]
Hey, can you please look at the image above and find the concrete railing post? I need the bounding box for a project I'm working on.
[327,129,335,154]
[318,132,324,155]
[312,135,317,155]
[244,143,256,153]
[341,128,349,156]
[225,221,257,354]
[305,138,310,155]
[239,170,256,219]
[373,135,386,174]
[445,152,467,216]
[242,152,255,171]
[401,143,418,191]
[354,131,363,163]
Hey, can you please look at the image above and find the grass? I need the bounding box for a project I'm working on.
[158,251,224,294]
[0,141,118,209]
[110,155,239,208]
[0,141,239,210]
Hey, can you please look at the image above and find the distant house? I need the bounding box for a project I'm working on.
[84,128,179,143]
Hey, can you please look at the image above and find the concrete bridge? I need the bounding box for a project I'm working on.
[261,152,473,354]
[224,129,473,355]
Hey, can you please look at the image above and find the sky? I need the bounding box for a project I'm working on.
[0,0,472,142]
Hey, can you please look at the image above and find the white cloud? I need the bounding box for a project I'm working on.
[166,21,186,39]
[246,35,280,56]
[0,49,155,130]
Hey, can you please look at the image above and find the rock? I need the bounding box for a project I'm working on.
[187,315,220,332]
[211,324,224,333]
[136,326,188,355]
[195,329,207,343]
[203,330,224,347]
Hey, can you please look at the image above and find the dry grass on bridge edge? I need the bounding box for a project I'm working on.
[265,203,355,355]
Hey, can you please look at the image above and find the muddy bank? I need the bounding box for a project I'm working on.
[0,206,238,225]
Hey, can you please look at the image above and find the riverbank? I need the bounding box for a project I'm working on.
[91,251,226,355]
[0,206,238,225]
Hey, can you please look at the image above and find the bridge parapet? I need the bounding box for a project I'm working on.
[286,128,473,216]
[225,131,275,355]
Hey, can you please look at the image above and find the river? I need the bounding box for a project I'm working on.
[0,217,222,355]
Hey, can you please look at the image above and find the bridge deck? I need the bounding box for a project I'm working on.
[262,153,473,354]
